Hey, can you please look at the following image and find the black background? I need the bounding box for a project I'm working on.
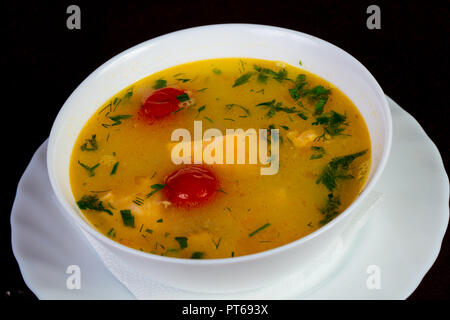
[3,0,449,300]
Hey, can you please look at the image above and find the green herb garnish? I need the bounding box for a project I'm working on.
[309,85,331,99]
[89,189,112,194]
[314,97,328,115]
[289,74,308,100]
[256,100,298,118]
[257,72,269,84]
[197,105,206,117]
[249,223,271,237]
[155,242,165,250]
[213,237,222,250]
[146,184,166,198]
[80,135,98,151]
[112,97,122,112]
[316,150,368,191]
[212,68,222,75]
[225,103,251,117]
[308,86,331,115]
[191,252,204,259]
[312,111,349,141]
[203,116,214,123]
[98,103,112,116]
[289,76,330,115]
[107,228,116,237]
[133,197,144,206]
[319,193,341,225]
[120,209,135,228]
[174,237,188,250]
[123,87,133,100]
[253,65,292,83]
[297,112,308,120]
[172,107,184,114]
[310,146,326,160]
[110,162,119,175]
[77,195,113,215]
[78,161,100,177]
[103,88,133,113]
[153,79,167,89]
[232,72,254,87]
[176,93,190,102]
[103,114,133,127]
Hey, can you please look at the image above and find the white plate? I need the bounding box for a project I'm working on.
[11,97,449,299]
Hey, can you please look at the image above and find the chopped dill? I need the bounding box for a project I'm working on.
[319,193,341,225]
[212,237,222,250]
[316,150,368,191]
[225,103,251,117]
[191,252,204,259]
[176,93,190,102]
[256,99,298,118]
[312,110,350,141]
[232,72,254,87]
[77,195,113,216]
[253,65,292,83]
[78,161,100,177]
[146,184,166,198]
[110,162,119,175]
[80,134,98,151]
[203,116,214,123]
[133,197,144,206]
[120,209,135,228]
[174,237,188,250]
[249,223,271,237]
[310,146,326,160]
[153,79,167,89]
[107,228,116,237]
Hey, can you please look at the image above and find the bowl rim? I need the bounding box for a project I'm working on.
[47,23,392,265]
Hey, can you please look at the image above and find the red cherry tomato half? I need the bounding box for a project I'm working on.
[163,166,219,208]
[138,87,186,122]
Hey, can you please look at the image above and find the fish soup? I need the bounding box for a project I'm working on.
[70,58,371,259]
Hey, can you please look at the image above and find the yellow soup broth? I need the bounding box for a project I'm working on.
[70,58,371,259]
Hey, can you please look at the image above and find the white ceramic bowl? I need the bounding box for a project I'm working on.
[47,24,392,294]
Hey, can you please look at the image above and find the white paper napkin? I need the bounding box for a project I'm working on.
[81,190,383,299]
